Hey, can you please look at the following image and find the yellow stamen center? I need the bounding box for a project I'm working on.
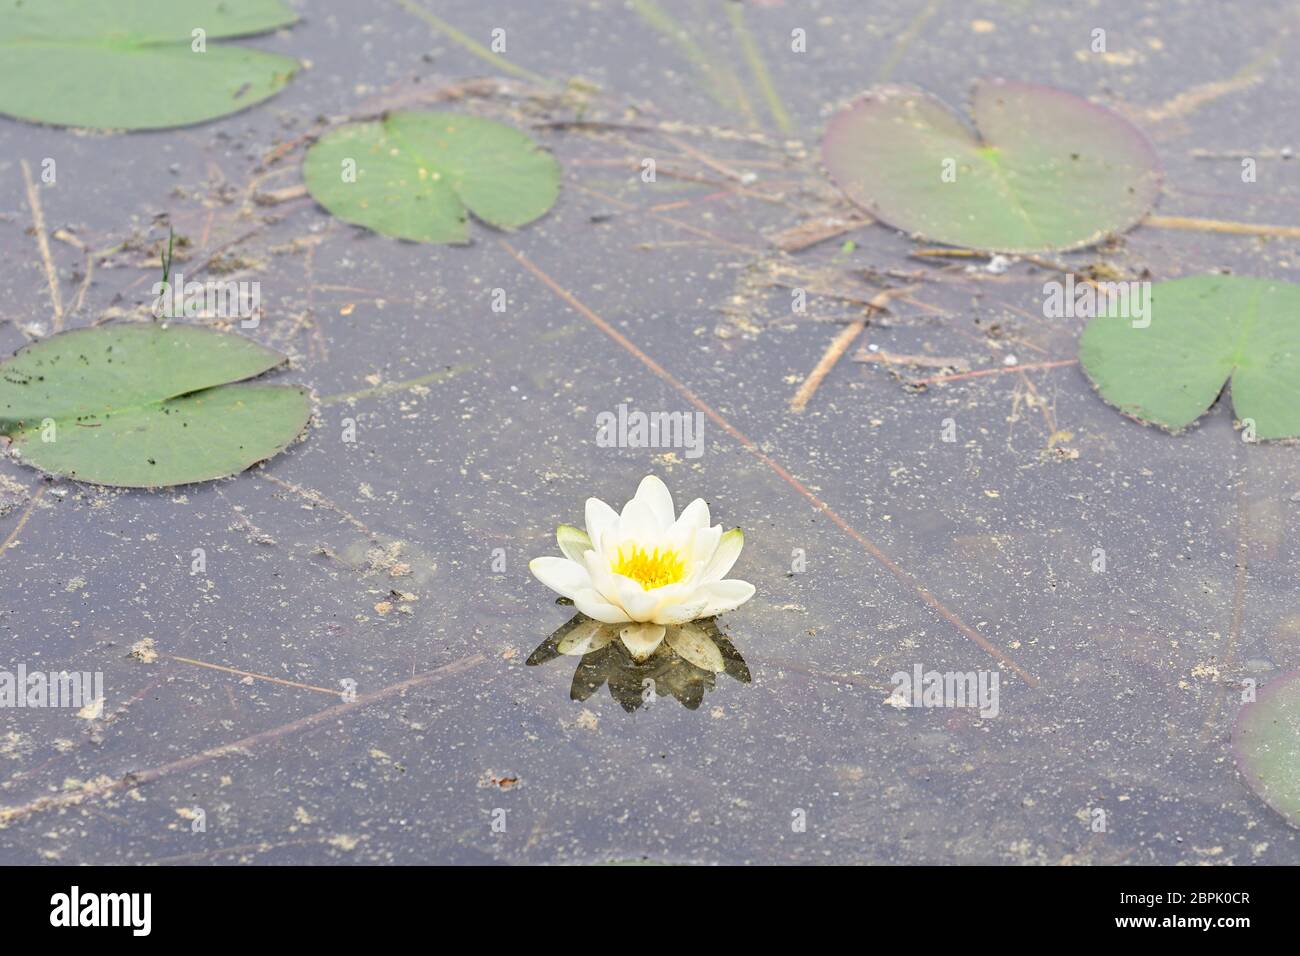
[611,544,685,590]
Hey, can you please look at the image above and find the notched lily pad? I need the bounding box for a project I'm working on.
[0,324,312,488]
[1078,275,1300,440]
[821,79,1162,253]
[302,111,561,243]
[0,0,300,130]
[1233,669,1300,827]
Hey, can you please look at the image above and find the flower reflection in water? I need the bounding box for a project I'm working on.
[527,613,751,712]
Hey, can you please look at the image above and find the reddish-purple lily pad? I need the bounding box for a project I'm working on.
[821,79,1162,253]
[1233,669,1300,827]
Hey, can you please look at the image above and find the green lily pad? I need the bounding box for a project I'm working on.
[821,79,1162,253]
[0,0,299,130]
[302,111,561,244]
[0,324,312,488]
[1233,670,1300,827]
[1079,275,1300,439]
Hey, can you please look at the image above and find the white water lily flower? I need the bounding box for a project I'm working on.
[529,475,755,662]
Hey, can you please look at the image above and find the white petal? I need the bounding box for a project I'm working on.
[701,528,743,583]
[687,523,721,567]
[698,579,755,616]
[529,556,592,600]
[666,624,725,672]
[594,522,619,560]
[556,524,592,564]
[670,498,710,536]
[573,588,631,624]
[632,475,675,530]
[651,596,712,625]
[619,623,666,662]
[609,577,690,621]
[584,497,618,546]
[617,497,658,543]
[613,578,661,622]
[557,619,614,656]
[584,549,624,606]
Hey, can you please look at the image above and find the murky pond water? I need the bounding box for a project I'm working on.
[2,0,1299,864]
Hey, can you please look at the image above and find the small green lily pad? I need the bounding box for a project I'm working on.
[0,0,300,130]
[1233,670,1300,827]
[1079,275,1300,439]
[302,111,561,243]
[0,324,312,487]
[821,79,1162,253]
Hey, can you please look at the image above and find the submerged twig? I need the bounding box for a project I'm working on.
[169,655,339,697]
[767,213,873,253]
[1145,214,1300,239]
[0,484,45,561]
[20,159,63,331]
[258,473,378,540]
[789,285,917,412]
[911,358,1078,387]
[853,349,970,371]
[0,654,486,827]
